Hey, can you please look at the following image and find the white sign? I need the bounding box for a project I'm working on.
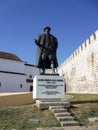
[33,75,65,99]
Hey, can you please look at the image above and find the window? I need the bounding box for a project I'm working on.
[20,84,23,88]
[0,83,1,87]
[29,75,32,79]
[30,86,33,92]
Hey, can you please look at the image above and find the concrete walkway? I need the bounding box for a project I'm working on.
[36,125,98,130]
[0,92,31,96]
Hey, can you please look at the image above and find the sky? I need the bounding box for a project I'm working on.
[0,0,98,65]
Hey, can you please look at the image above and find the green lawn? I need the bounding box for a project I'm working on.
[0,104,60,130]
[66,94,98,126]
[0,94,98,129]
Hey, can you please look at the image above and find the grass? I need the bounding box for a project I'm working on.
[66,94,98,126]
[0,104,60,130]
[0,94,98,129]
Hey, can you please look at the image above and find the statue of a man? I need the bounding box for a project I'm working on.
[34,26,58,74]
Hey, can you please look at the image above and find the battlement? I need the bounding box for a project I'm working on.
[60,30,98,67]
[58,30,98,94]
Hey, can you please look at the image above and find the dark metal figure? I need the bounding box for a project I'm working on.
[34,26,58,74]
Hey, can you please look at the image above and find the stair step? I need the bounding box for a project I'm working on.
[60,120,80,126]
[51,108,67,113]
[57,116,75,121]
[55,112,71,117]
[49,106,64,110]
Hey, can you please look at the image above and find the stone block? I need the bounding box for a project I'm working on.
[36,100,70,110]
[33,74,65,99]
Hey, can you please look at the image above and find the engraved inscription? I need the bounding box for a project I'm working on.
[42,91,60,95]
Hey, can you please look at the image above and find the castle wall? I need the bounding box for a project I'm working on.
[58,30,98,93]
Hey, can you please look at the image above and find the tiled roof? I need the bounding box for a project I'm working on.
[0,51,22,62]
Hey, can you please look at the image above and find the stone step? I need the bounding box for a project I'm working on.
[49,105,64,110]
[54,112,71,117]
[36,100,70,109]
[57,116,75,121]
[60,120,80,127]
[51,108,67,113]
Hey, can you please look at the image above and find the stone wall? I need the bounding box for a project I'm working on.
[58,30,98,94]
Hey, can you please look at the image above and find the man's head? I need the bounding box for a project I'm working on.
[44,26,51,32]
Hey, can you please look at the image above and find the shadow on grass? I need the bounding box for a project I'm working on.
[70,100,98,104]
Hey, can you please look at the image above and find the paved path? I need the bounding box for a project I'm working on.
[36,125,98,130]
[0,92,31,96]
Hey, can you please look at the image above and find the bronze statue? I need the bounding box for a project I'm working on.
[34,26,58,74]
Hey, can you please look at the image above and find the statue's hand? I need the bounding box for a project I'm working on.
[34,39,37,44]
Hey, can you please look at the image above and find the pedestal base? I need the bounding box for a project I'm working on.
[33,74,65,99]
[33,74,67,109]
[36,99,70,110]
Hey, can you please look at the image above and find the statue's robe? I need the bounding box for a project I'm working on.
[35,33,58,69]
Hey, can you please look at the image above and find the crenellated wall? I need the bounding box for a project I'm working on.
[58,30,98,93]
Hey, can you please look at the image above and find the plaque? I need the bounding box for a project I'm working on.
[33,75,65,99]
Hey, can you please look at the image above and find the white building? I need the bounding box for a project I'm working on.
[0,51,39,92]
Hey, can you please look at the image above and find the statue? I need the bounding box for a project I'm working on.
[34,26,58,74]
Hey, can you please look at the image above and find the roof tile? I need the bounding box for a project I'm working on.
[0,51,22,62]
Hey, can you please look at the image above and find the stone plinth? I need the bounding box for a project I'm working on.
[36,100,70,110]
[33,74,66,109]
[33,74,65,99]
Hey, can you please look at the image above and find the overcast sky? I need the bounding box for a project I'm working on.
[0,0,98,65]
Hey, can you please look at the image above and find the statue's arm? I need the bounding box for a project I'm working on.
[34,35,42,47]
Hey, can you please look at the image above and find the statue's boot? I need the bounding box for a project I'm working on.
[51,63,55,74]
[39,68,45,74]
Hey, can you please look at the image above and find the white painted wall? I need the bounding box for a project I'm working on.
[0,58,25,73]
[25,64,39,79]
[0,73,27,92]
[0,59,39,92]
[25,64,39,91]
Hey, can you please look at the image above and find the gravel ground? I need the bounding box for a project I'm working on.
[36,125,98,130]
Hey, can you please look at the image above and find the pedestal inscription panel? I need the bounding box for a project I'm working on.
[33,75,65,99]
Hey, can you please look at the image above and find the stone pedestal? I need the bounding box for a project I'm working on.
[33,74,66,109]
[36,100,70,109]
[33,74,65,99]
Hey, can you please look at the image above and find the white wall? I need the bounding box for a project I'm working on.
[0,58,25,73]
[25,64,39,91]
[25,64,39,79]
[0,59,39,92]
[0,73,27,92]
